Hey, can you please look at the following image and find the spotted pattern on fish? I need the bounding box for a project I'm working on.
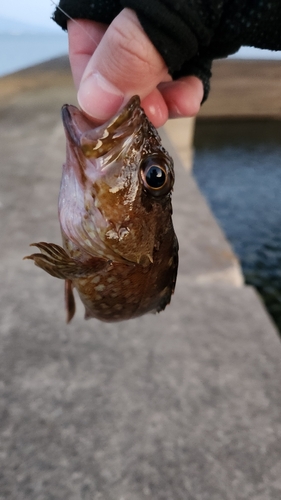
[25,96,178,322]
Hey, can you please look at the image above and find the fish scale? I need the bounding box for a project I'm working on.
[25,96,178,322]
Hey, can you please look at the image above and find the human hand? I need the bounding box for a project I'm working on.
[68,8,203,127]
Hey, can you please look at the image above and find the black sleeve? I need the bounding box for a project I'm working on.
[53,0,216,99]
[53,0,122,28]
[53,0,218,73]
[53,0,281,101]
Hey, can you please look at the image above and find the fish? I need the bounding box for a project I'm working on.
[25,96,178,322]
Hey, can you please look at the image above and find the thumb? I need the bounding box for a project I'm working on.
[77,8,169,122]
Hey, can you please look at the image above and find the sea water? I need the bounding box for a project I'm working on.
[0,33,68,77]
[193,120,281,332]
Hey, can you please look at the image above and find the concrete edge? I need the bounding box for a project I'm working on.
[163,118,244,289]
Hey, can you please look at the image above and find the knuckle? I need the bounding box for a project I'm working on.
[107,19,164,82]
[110,24,150,70]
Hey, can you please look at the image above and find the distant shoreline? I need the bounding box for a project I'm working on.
[1,56,281,121]
[0,55,71,102]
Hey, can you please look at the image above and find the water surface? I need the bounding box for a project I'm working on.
[193,120,281,331]
[0,33,67,77]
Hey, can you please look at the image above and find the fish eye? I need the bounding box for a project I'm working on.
[145,165,166,188]
[140,155,173,197]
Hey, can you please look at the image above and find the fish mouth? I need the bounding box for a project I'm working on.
[59,96,146,263]
[61,95,143,158]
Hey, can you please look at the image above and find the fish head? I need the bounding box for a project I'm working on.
[59,96,175,265]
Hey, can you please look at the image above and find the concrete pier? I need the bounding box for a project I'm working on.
[1,57,281,500]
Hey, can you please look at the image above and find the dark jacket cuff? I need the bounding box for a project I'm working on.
[53,0,212,101]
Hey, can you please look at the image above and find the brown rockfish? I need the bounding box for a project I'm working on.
[25,96,178,322]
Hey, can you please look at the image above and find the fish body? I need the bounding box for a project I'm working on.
[26,96,178,322]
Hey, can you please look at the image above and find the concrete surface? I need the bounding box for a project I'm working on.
[162,129,244,287]
[163,118,195,172]
[1,58,281,500]
[198,60,281,119]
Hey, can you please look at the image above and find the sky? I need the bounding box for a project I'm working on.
[0,0,59,31]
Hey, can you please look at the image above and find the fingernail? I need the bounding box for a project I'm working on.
[78,72,124,121]
[168,104,182,119]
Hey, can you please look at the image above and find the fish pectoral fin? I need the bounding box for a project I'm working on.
[24,242,106,279]
[24,242,81,279]
[65,279,76,323]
